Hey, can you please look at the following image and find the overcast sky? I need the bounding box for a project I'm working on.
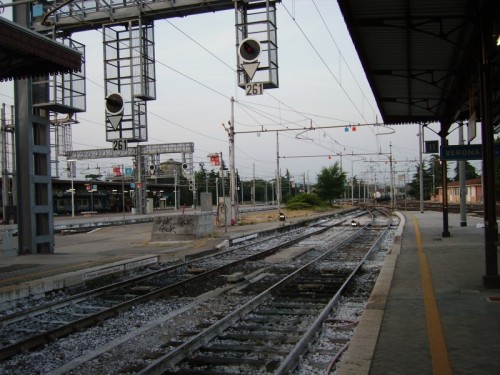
[0,0,477,187]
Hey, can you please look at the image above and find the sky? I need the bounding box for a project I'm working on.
[0,0,478,188]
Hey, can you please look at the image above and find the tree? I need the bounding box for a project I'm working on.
[452,160,479,181]
[282,169,293,202]
[407,155,451,200]
[315,162,346,203]
[407,162,433,200]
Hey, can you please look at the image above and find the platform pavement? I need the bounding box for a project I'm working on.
[338,211,500,375]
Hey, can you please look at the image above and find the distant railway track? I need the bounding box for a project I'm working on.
[362,201,487,216]
[0,209,368,362]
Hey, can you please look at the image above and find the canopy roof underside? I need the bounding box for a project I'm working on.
[337,0,500,126]
[0,16,81,82]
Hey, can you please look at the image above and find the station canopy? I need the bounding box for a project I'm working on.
[337,0,500,126]
[0,16,81,82]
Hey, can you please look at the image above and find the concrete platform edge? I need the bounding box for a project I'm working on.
[0,255,161,303]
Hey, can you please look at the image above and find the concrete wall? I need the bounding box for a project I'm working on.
[200,192,212,212]
[151,213,213,241]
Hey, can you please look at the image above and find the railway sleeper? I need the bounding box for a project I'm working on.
[282,279,347,288]
[280,283,344,292]
[203,343,291,355]
[325,337,352,345]
[226,326,306,338]
[100,294,131,302]
[75,305,108,312]
[181,355,281,371]
[268,301,325,309]
[304,359,336,371]
[163,339,188,348]
[297,275,350,282]
[254,307,321,315]
[296,286,344,296]
[298,283,325,291]
[186,267,206,274]
[230,323,304,332]
[33,319,70,325]
[218,332,302,344]
[271,296,332,304]
[130,285,158,294]
[177,329,202,337]
[301,291,343,300]
[243,315,303,325]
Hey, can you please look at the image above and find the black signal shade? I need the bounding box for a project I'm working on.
[238,38,261,62]
[105,93,124,115]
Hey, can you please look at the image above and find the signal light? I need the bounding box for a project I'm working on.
[238,38,261,62]
[105,93,124,115]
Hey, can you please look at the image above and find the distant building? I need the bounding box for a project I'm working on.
[436,178,483,204]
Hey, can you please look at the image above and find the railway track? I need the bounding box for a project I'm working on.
[363,200,488,216]
[138,211,392,374]
[0,209,368,362]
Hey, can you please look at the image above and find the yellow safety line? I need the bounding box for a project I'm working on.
[413,216,453,375]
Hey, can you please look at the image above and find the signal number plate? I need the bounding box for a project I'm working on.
[112,139,128,151]
[245,82,264,96]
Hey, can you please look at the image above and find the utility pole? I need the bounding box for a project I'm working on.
[121,164,126,226]
[459,123,467,226]
[224,97,238,225]
[351,157,354,205]
[136,145,143,215]
[419,125,424,213]
[174,169,178,211]
[220,152,226,231]
[390,142,395,209]
[1,104,8,222]
[252,163,256,206]
[276,131,281,215]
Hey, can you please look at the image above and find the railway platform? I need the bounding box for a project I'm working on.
[0,209,499,374]
[338,211,500,375]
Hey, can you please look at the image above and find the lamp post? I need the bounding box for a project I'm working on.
[67,160,76,217]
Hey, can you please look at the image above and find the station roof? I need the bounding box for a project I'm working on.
[0,16,81,82]
[337,0,500,126]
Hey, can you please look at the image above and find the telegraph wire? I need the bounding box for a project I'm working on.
[280,1,368,123]
[311,0,378,117]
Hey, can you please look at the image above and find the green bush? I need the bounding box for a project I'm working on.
[286,201,313,210]
[286,193,325,210]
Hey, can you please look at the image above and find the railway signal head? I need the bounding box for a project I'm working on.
[105,93,124,115]
[238,38,261,62]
